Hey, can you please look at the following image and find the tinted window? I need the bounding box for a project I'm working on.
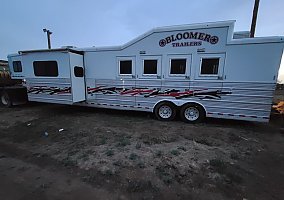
[74,66,84,77]
[33,61,58,77]
[144,60,157,74]
[120,60,132,75]
[170,59,186,74]
[13,61,22,72]
[200,58,219,75]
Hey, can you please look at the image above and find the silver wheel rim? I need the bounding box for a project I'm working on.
[158,105,172,119]
[184,107,199,121]
[1,94,8,105]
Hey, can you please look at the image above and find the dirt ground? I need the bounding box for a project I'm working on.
[0,102,284,200]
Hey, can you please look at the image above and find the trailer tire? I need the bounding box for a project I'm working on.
[180,103,205,123]
[154,102,176,121]
[1,91,12,107]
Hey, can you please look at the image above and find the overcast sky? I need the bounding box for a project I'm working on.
[1,0,284,80]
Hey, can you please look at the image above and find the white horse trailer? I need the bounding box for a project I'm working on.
[7,21,284,122]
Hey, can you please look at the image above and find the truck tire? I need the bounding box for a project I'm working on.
[154,102,176,121]
[180,103,205,123]
[1,91,12,107]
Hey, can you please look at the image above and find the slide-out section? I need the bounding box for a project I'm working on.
[15,50,86,105]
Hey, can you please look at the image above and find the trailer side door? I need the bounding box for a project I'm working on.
[69,53,86,102]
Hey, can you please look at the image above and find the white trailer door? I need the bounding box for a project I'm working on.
[136,55,162,108]
[69,53,86,102]
[191,53,225,94]
[161,54,192,99]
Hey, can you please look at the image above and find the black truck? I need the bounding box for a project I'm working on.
[0,60,27,107]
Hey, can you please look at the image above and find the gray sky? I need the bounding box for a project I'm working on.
[1,0,284,79]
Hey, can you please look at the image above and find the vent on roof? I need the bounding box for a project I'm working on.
[233,31,250,39]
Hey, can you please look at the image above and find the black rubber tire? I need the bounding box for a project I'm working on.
[1,91,12,107]
[154,102,176,121]
[180,103,205,123]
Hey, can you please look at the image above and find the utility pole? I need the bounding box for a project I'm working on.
[43,28,52,49]
[250,0,260,38]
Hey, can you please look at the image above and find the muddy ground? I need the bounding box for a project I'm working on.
[0,103,284,200]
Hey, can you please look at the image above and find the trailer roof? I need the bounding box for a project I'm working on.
[18,48,84,55]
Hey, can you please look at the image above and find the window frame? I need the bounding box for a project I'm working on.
[169,58,188,77]
[74,66,84,77]
[117,56,135,78]
[167,55,191,79]
[139,55,161,79]
[12,61,22,72]
[199,57,220,76]
[196,53,225,80]
[119,60,133,75]
[143,59,158,75]
[170,59,187,75]
[33,60,59,77]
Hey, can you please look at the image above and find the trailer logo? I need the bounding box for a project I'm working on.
[159,32,219,47]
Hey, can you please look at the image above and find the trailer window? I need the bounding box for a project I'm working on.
[74,66,84,77]
[13,61,22,72]
[143,60,157,74]
[170,59,186,74]
[200,58,219,75]
[33,61,58,77]
[119,60,132,75]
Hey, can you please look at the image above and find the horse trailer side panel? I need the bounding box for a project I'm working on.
[21,52,73,104]
[7,21,284,123]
